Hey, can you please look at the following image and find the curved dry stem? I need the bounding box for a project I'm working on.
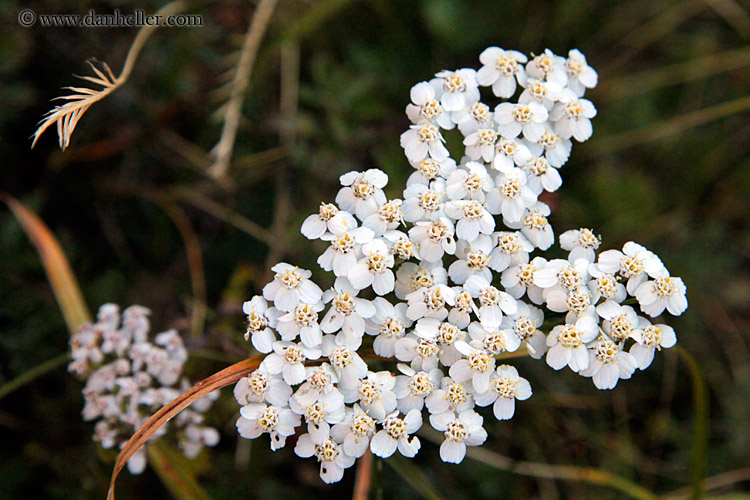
[31,1,186,150]
[107,355,263,500]
[209,0,278,179]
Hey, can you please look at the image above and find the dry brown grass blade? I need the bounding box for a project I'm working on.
[31,1,186,150]
[31,61,119,150]
[107,355,262,500]
[1,192,91,333]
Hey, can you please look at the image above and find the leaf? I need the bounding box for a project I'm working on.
[0,353,70,401]
[107,356,263,500]
[1,193,91,333]
[385,454,446,500]
[147,441,212,500]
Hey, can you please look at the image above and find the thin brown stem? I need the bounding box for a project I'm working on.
[209,0,279,179]
[352,450,374,500]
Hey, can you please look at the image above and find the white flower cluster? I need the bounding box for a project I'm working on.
[69,304,219,474]
[234,47,688,483]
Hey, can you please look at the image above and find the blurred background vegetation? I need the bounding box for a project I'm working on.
[1,0,749,498]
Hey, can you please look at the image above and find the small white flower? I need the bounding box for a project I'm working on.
[492,138,533,173]
[501,256,547,302]
[242,297,275,353]
[370,409,422,458]
[525,127,572,167]
[489,231,533,273]
[400,122,450,163]
[406,284,457,322]
[448,288,475,329]
[550,89,597,142]
[301,203,357,240]
[393,364,442,413]
[545,316,599,372]
[290,387,346,444]
[336,169,389,220]
[526,49,568,86]
[362,199,404,236]
[476,47,527,97]
[262,263,324,313]
[276,302,324,348]
[294,364,340,403]
[450,341,496,393]
[445,162,493,200]
[464,128,499,163]
[455,101,494,136]
[348,238,396,295]
[444,200,495,242]
[485,168,538,223]
[434,321,468,367]
[237,403,300,451]
[394,334,442,371]
[365,298,412,357]
[466,322,521,357]
[464,275,517,328]
[587,262,627,304]
[534,258,590,292]
[233,369,292,407]
[523,156,562,194]
[394,261,447,300]
[318,227,375,277]
[342,371,397,421]
[407,157,457,186]
[519,77,563,109]
[295,435,356,484]
[262,341,321,386]
[564,49,598,97]
[629,323,677,369]
[508,203,555,250]
[579,337,638,390]
[321,281,376,349]
[499,303,547,358]
[330,404,377,458]
[322,336,369,391]
[402,180,447,222]
[634,275,688,317]
[474,365,532,420]
[595,302,642,344]
[383,229,420,260]
[494,102,549,142]
[595,241,666,295]
[448,234,494,285]
[433,68,480,112]
[429,409,487,463]
[406,81,455,129]
[425,377,475,415]
[409,218,456,263]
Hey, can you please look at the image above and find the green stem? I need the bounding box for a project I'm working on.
[675,346,709,500]
[420,428,657,500]
[0,353,70,401]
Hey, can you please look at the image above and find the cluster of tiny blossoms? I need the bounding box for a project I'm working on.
[234,47,688,483]
[70,304,219,474]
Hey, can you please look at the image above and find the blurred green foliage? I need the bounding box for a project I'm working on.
[1,0,749,499]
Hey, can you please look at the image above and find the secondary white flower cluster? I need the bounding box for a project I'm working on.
[69,304,219,474]
[233,47,687,483]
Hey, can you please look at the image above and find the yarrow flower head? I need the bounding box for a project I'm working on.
[70,304,219,474]
[228,45,687,485]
